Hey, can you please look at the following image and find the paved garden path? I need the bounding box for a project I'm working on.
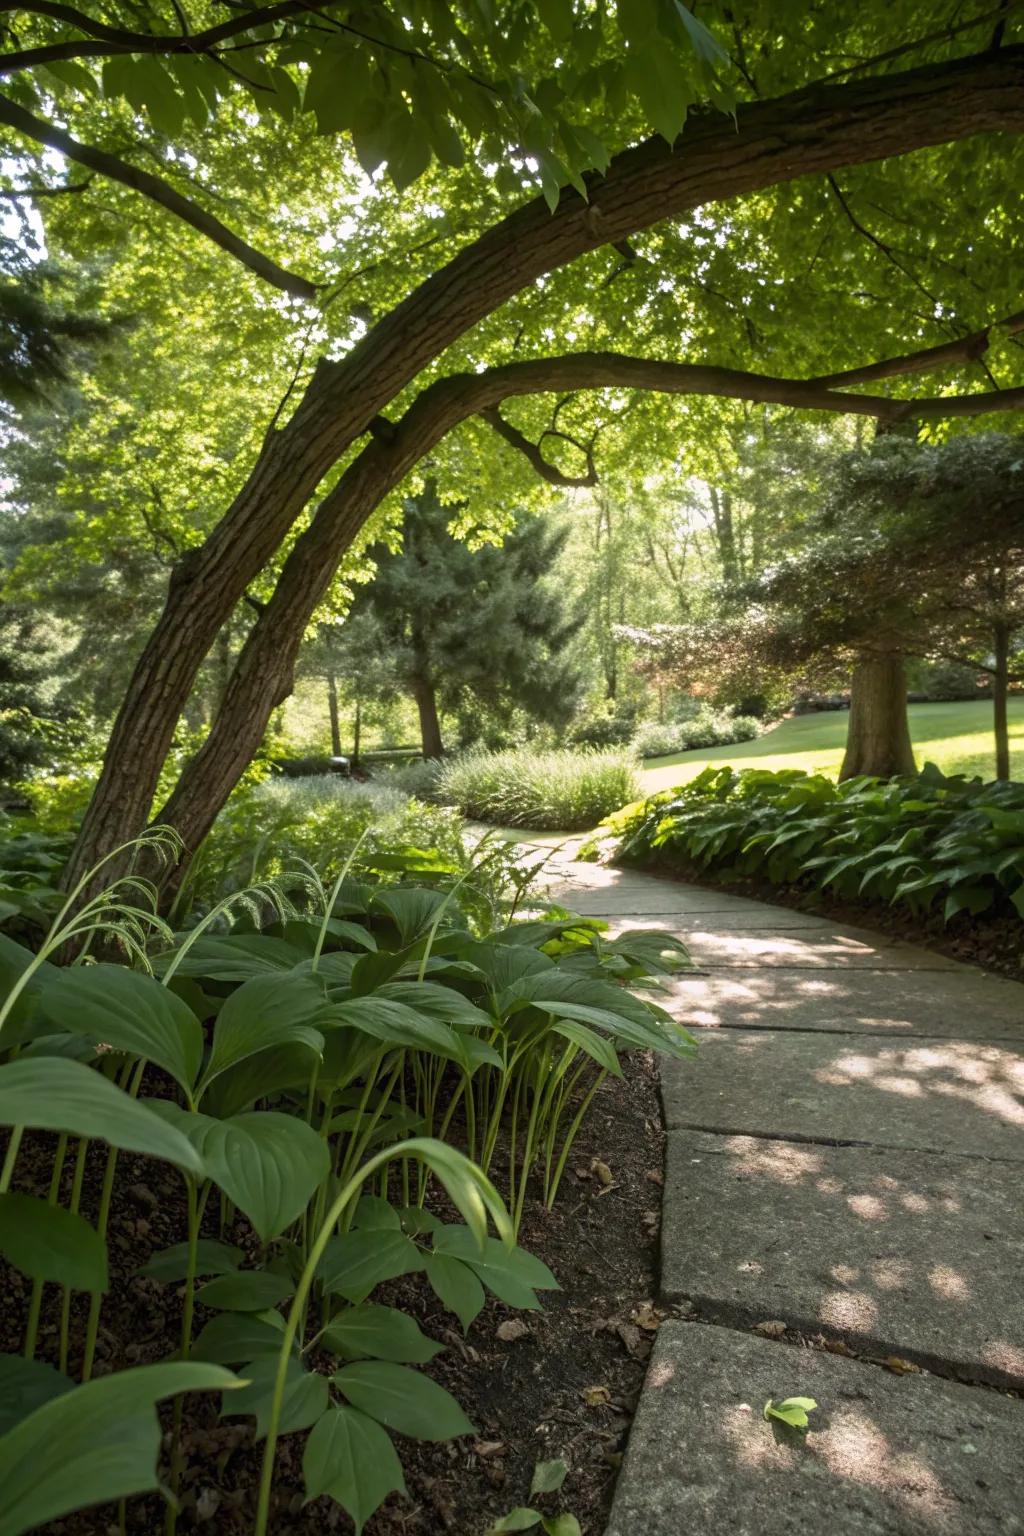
[544,855,1024,1536]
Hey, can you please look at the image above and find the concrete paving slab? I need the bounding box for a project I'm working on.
[661,1032,1024,1161]
[610,906,853,931]
[665,967,1024,1039]
[560,888,792,916]
[605,1322,1024,1536]
[681,927,963,970]
[662,1131,1024,1387]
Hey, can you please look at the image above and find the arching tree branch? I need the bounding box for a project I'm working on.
[0,92,319,301]
[810,307,1024,388]
[480,406,598,487]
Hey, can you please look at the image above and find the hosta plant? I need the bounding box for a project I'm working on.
[601,763,1024,922]
[0,832,693,1533]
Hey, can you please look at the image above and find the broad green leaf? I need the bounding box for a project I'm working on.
[177,1108,330,1243]
[0,1355,74,1436]
[542,1517,582,1536]
[552,1020,622,1076]
[488,1511,541,1533]
[192,1310,287,1365]
[302,1404,406,1533]
[198,1269,294,1311]
[318,1229,424,1303]
[433,1228,559,1307]
[140,1238,243,1281]
[0,1193,107,1291]
[199,972,324,1093]
[157,933,307,982]
[321,996,468,1068]
[0,1058,202,1176]
[39,964,203,1097]
[352,1195,402,1231]
[323,1304,442,1363]
[531,1457,569,1495]
[763,1395,818,1428]
[0,1362,240,1536]
[371,887,451,943]
[223,1355,328,1439]
[425,1252,485,1332]
[0,933,59,1048]
[334,1361,474,1441]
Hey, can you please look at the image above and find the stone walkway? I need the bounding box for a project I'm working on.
[548,858,1024,1536]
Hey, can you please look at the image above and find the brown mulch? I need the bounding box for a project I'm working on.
[0,1054,666,1536]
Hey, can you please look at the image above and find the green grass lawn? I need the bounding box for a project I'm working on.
[640,699,1024,794]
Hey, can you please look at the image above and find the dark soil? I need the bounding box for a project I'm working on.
[0,1055,666,1536]
[619,857,1024,980]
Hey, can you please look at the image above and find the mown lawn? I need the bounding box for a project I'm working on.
[640,699,1024,794]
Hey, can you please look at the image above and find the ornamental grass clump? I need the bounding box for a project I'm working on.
[435,749,641,831]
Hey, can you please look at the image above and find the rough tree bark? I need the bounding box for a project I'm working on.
[993,620,1011,780]
[839,653,917,780]
[61,46,1024,890]
[326,673,342,758]
[412,676,445,759]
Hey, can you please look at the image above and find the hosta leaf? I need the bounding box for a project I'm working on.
[223,1355,328,1439]
[763,1395,817,1428]
[0,1193,107,1291]
[323,1305,442,1363]
[302,1404,406,1532]
[318,1229,424,1304]
[0,1058,202,1176]
[158,933,307,982]
[542,1517,582,1536]
[425,1252,485,1332]
[150,1103,329,1242]
[0,1355,74,1436]
[531,1458,569,1496]
[488,1512,541,1533]
[433,1227,559,1307]
[552,1020,622,1076]
[140,1238,243,1281]
[39,964,203,1096]
[192,1309,287,1365]
[199,973,325,1093]
[0,1362,241,1536]
[198,1269,294,1312]
[321,996,469,1068]
[371,888,451,943]
[334,1361,474,1440]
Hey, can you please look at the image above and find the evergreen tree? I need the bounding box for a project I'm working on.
[343,484,584,757]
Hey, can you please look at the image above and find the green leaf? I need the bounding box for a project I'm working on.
[40,964,203,1097]
[488,1512,541,1533]
[140,1238,243,1282]
[0,1355,74,1436]
[542,1517,582,1536]
[763,1395,818,1428]
[425,1252,485,1332]
[334,1361,474,1441]
[323,1305,442,1363]
[433,1228,558,1307]
[0,1058,202,1176]
[552,1021,622,1077]
[302,1404,406,1533]
[321,996,468,1068]
[159,933,307,982]
[531,1458,569,1496]
[0,1362,241,1536]
[0,1193,107,1291]
[198,1269,294,1312]
[223,1355,328,1439]
[179,1108,330,1243]
[199,972,324,1094]
[318,1229,425,1304]
[192,1310,287,1365]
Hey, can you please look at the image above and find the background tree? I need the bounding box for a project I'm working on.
[343,482,584,757]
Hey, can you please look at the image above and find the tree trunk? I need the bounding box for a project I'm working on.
[326,673,342,757]
[413,676,444,759]
[352,699,362,769]
[61,51,1024,890]
[839,653,917,780]
[993,621,1011,780]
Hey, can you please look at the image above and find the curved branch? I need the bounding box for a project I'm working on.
[810,308,1024,388]
[480,406,597,487]
[0,93,318,301]
[0,1,316,72]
